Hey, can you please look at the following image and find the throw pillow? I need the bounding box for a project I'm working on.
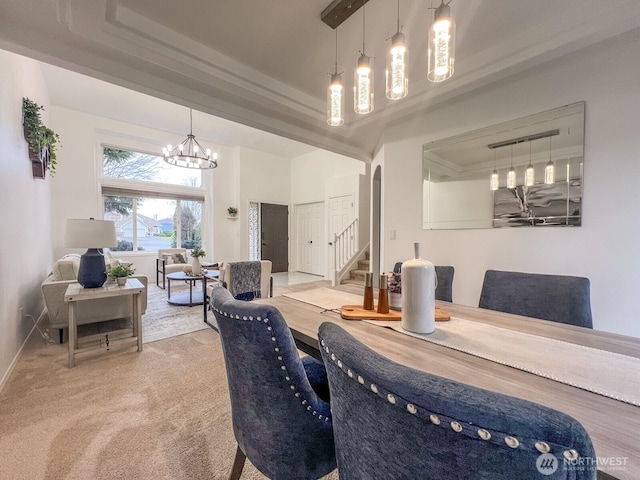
[162,253,173,264]
[51,254,81,281]
[174,253,187,264]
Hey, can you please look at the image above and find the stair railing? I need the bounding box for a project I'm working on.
[333,218,358,285]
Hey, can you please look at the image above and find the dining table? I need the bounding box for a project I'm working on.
[259,284,640,480]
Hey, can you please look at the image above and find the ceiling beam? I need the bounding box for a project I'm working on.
[321,0,369,29]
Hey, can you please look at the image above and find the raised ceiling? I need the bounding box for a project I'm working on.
[1,0,640,162]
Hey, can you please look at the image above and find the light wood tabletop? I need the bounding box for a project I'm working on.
[261,284,640,480]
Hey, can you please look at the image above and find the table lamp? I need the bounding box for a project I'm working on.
[64,218,117,288]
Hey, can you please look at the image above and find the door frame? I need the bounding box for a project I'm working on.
[247,200,291,270]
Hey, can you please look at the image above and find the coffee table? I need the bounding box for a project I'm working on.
[167,270,219,306]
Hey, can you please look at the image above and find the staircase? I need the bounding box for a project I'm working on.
[341,256,369,286]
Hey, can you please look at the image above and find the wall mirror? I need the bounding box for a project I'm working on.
[422,102,584,229]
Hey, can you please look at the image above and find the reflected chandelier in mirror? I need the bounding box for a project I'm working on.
[422,102,584,229]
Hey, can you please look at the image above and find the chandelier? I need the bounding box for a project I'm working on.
[488,129,560,190]
[322,0,456,126]
[163,109,218,169]
[354,4,374,114]
[428,0,456,83]
[327,29,345,126]
[386,0,408,100]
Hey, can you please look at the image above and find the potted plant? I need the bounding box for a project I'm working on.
[107,264,136,286]
[227,207,238,217]
[190,247,206,272]
[22,98,61,177]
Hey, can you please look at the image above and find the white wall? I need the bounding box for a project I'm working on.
[233,147,292,262]
[375,30,640,337]
[0,51,53,388]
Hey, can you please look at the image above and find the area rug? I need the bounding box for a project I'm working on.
[141,285,210,343]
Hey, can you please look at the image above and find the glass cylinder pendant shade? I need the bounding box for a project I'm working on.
[386,32,408,100]
[327,73,345,126]
[428,2,455,83]
[525,164,535,186]
[354,54,374,114]
[507,167,517,189]
[490,169,499,191]
[545,161,555,184]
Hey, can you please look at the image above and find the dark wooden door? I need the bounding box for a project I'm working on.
[261,203,288,273]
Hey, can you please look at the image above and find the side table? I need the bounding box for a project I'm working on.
[64,278,145,368]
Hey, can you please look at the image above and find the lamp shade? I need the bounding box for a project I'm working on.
[64,219,117,288]
[64,219,117,248]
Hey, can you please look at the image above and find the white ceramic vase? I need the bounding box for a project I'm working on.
[401,242,436,334]
[191,256,201,273]
[389,292,402,311]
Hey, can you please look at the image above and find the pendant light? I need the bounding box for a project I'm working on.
[327,29,345,126]
[490,148,499,191]
[386,0,408,100]
[354,4,374,114]
[428,0,455,83]
[507,145,516,189]
[525,141,535,187]
[163,109,218,169]
[545,135,555,184]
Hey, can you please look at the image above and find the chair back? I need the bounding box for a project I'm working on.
[393,262,455,302]
[434,265,454,302]
[318,322,596,480]
[479,270,593,328]
[210,285,335,479]
[220,260,272,299]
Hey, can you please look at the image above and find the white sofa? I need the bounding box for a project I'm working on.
[41,254,148,343]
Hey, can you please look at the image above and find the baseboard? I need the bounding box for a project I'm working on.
[0,309,47,395]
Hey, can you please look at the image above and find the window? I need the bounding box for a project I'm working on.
[249,201,260,260]
[101,147,206,252]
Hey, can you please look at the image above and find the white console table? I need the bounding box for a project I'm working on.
[64,278,145,367]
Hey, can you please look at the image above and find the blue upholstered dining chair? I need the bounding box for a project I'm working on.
[479,270,593,328]
[318,322,597,480]
[209,284,336,480]
[393,262,455,302]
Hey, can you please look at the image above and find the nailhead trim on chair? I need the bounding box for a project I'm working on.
[213,306,331,422]
[319,337,581,458]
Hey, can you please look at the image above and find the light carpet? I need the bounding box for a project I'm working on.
[0,280,336,480]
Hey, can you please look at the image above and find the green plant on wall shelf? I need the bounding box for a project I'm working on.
[22,98,61,177]
[227,207,238,216]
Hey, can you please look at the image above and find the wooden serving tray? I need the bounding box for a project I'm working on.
[340,305,450,321]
